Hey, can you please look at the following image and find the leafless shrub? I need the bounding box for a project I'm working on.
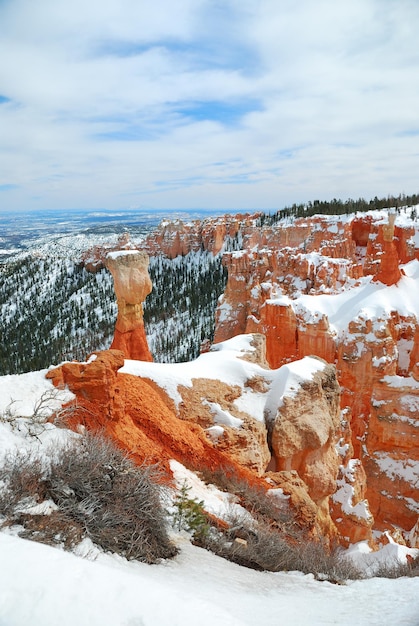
[200,513,362,581]
[296,540,363,582]
[372,556,419,579]
[0,448,47,516]
[196,471,363,581]
[0,432,177,563]
[16,511,84,550]
[0,388,75,438]
[199,466,296,534]
[0,400,20,430]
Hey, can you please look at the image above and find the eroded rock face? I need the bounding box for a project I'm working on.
[46,336,377,545]
[105,250,153,361]
[211,211,419,538]
[46,350,264,484]
[70,208,419,542]
[363,375,419,533]
[329,410,374,546]
[267,362,346,538]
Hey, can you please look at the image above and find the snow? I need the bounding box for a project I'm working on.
[0,369,73,419]
[397,338,414,372]
[170,460,248,523]
[268,260,419,337]
[122,335,271,410]
[217,298,234,323]
[122,336,327,426]
[383,374,419,390]
[106,249,140,260]
[1,532,419,626]
[204,400,244,429]
[332,459,373,521]
[374,454,419,487]
[264,357,326,422]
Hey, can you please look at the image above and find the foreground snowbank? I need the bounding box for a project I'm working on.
[1,532,419,626]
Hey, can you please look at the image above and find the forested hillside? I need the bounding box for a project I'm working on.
[0,251,227,375]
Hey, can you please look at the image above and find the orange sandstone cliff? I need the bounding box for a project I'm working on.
[210,210,419,539]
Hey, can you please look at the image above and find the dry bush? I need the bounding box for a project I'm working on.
[296,540,363,582]
[0,449,47,516]
[199,466,294,530]
[198,468,363,582]
[0,433,177,563]
[47,433,177,562]
[16,511,84,549]
[200,514,362,581]
[372,556,419,579]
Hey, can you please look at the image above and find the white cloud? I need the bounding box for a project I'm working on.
[0,0,418,210]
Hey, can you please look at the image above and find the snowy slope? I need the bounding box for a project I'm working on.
[1,531,419,626]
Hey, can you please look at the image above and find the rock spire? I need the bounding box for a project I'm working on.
[105,250,153,361]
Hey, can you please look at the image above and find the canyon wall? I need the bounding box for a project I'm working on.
[78,208,419,543]
[210,211,419,538]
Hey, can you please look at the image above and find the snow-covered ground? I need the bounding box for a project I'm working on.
[1,530,419,626]
[1,367,419,626]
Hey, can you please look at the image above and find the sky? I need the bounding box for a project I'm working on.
[0,0,418,212]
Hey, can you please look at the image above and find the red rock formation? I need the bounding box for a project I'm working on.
[105,250,153,361]
[372,213,403,286]
[46,341,379,544]
[46,348,325,540]
[210,211,419,538]
[363,375,419,533]
[329,409,374,546]
[267,361,372,541]
[46,350,264,483]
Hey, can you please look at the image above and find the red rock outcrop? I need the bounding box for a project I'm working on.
[363,375,419,534]
[46,350,265,485]
[372,213,403,286]
[210,210,419,538]
[266,360,373,542]
[46,337,378,545]
[105,250,153,361]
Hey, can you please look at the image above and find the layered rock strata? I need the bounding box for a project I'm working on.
[211,212,419,538]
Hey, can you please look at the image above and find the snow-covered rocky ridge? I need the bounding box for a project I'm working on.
[2,206,419,539]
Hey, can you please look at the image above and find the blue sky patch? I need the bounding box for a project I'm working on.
[175,99,262,125]
[93,125,158,142]
[93,36,261,75]
[93,40,155,58]
[397,129,419,137]
[0,95,11,104]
